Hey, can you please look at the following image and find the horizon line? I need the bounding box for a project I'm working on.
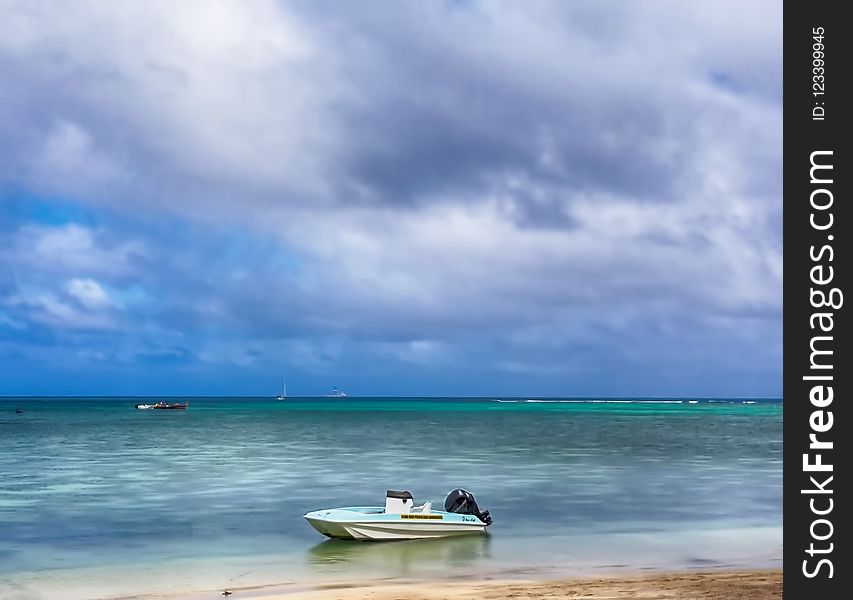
[0,394,784,400]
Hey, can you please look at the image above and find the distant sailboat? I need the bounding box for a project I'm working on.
[276,375,287,400]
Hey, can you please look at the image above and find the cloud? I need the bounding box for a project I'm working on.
[3,289,116,331]
[1,1,781,211]
[3,223,146,279]
[66,278,112,309]
[0,0,782,395]
[30,120,124,193]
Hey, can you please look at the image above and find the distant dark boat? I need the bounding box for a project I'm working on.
[135,401,188,410]
[15,407,23,414]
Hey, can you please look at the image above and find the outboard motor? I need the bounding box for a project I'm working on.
[444,489,492,525]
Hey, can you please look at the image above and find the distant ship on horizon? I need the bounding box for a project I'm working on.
[327,386,347,398]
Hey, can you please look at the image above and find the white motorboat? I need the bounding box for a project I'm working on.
[304,489,492,541]
[327,386,347,397]
[135,401,188,410]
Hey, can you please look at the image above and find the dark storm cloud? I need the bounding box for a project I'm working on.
[0,0,782,395]
[308,6,691,216]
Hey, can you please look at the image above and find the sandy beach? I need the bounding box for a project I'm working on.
[211,569,782,600]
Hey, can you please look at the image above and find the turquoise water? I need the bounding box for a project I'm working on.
[0,397,781,597]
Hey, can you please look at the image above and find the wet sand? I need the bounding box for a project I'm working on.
[221,569,782,600]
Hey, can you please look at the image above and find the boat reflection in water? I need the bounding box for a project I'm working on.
[307,534,491,576]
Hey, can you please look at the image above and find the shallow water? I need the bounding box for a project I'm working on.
[0,397,781,596]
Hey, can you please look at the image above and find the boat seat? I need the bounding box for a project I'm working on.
[385,490,414,514]
[412,501,432,514]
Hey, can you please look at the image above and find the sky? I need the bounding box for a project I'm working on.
[0,0,782,397]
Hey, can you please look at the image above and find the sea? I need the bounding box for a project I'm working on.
[0,397,782,599]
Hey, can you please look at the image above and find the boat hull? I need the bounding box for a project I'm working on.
[304,507,488,541]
